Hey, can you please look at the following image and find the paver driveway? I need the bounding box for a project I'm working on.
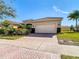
[0,34,58,51]
[0,44,60,59]
[0,34,61,59]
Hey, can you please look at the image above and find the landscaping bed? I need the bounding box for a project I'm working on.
[57,32,79,46]
[0,20,31,40]
[61,55,79,59]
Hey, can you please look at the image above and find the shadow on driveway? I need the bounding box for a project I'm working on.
[27,33,56,38]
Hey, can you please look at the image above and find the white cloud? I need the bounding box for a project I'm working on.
[53,6,69,14]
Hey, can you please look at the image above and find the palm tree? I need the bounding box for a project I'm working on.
[68,10,79,31]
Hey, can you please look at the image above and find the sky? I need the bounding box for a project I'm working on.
[6,0,79,26]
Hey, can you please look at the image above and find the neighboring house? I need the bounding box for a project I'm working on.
[23,17,63,33]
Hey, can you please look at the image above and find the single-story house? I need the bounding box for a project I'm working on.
[23,17,63,33]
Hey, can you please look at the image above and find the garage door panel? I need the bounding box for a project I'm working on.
[35,25,57,33]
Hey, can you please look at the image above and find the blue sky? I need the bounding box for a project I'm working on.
[6,0,79,26]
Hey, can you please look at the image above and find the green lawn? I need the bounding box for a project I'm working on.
[58,32,79,42]
[61,55,79,59]
[0,35,24,40]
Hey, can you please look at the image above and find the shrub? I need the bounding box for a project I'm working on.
[0,21,31,35]
[1,20,11,27]
[18,24,26,29]
[0,27,10,35]
[26,29,30,35]
[12,28,30,35]
[0,28,4,34]
[26,25,32,29]
[0,28,30,35]
[3,27,10,35]
[21,29,27,35]
[17,29,30,35]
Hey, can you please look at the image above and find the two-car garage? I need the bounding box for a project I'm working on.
[35,24,57,33]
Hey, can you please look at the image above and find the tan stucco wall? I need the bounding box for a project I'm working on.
[24,18,62,28]
[32,20,61,28]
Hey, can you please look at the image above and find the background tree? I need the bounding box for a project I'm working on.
[70,25,74,32]
[0,0,16,19]
[67,10,79,31]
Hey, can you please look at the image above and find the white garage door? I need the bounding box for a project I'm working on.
[35,25,57,33]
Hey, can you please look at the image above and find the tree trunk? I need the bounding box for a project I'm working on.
[76,19,78,31]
